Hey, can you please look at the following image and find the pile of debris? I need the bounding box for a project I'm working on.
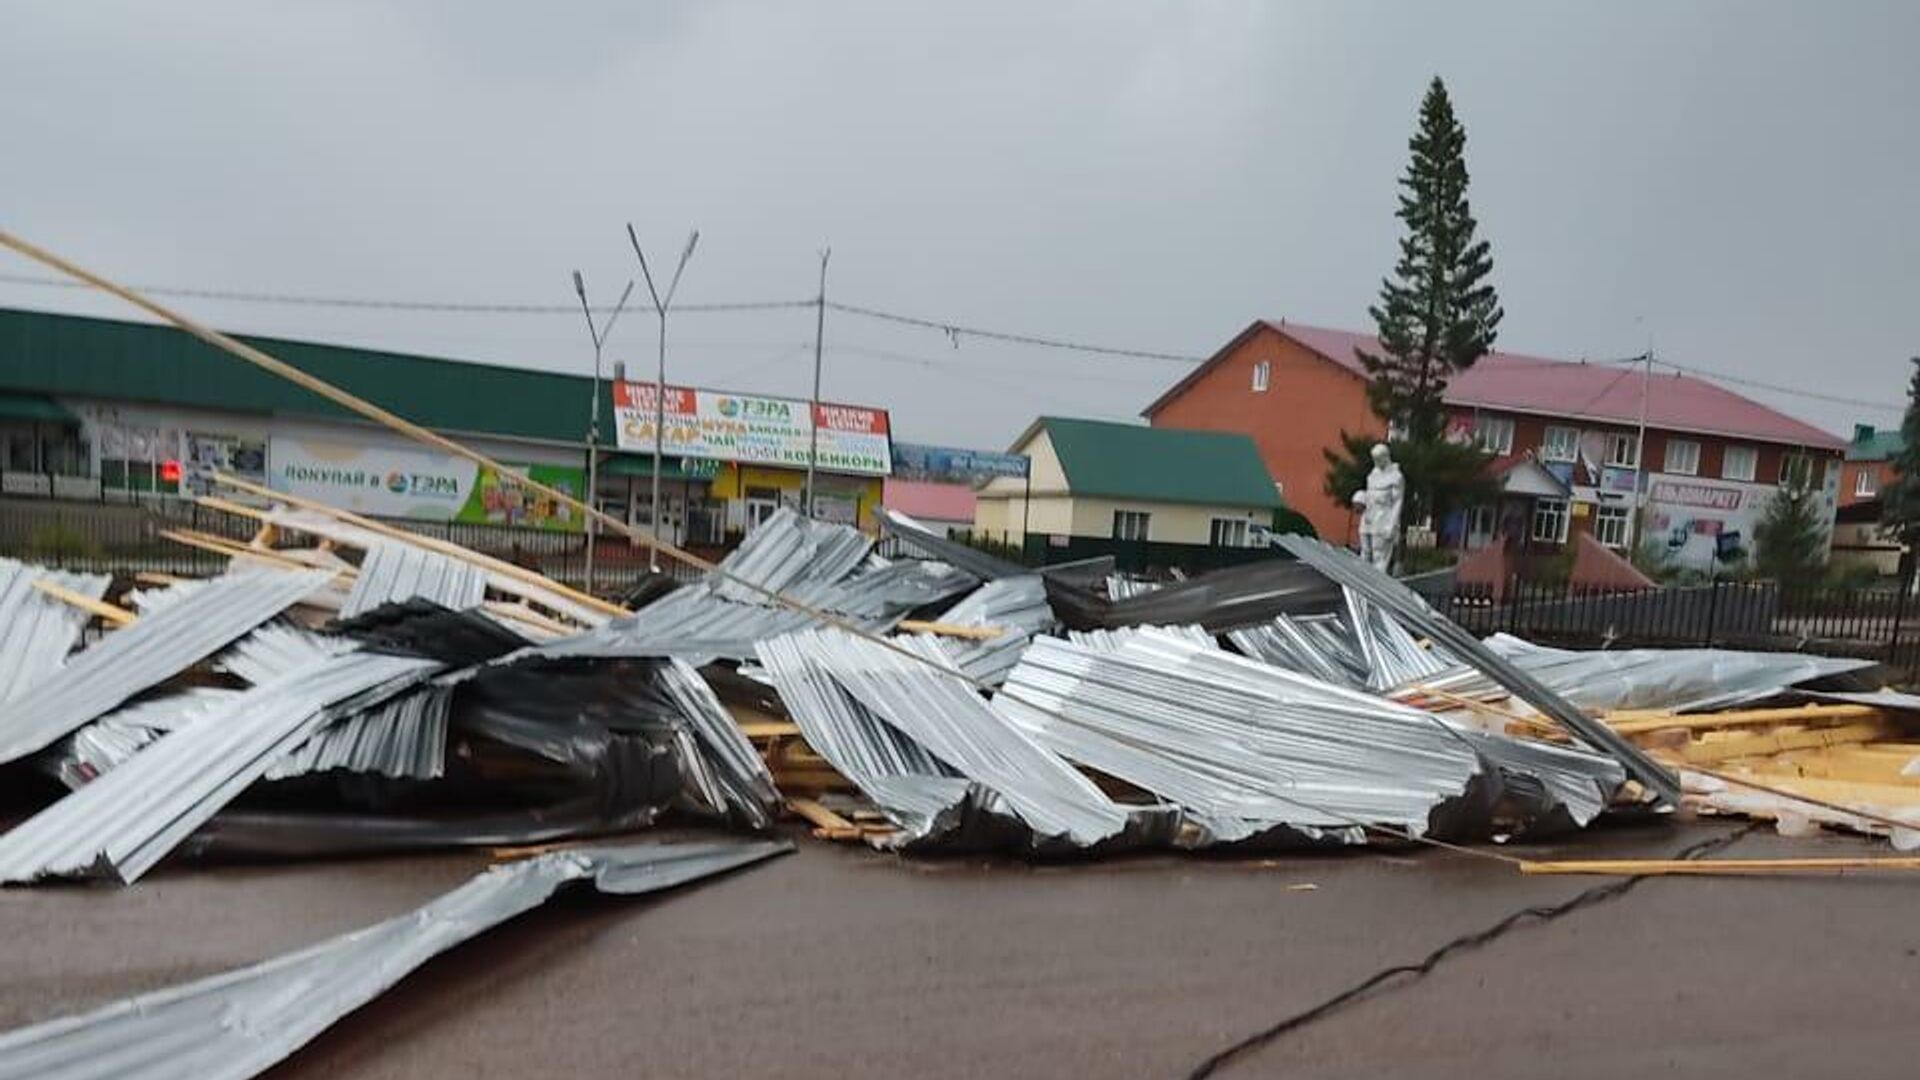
[8,494,1920,878]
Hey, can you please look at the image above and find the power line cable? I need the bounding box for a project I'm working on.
[1650,355,1900,414]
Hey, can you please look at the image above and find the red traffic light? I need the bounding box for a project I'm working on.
[158,459,182,484]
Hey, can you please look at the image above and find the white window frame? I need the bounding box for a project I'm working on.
[1663,438,1700,476]
[1466,505,1497,549]
[1530,497,1570,544]
[1474,415,1515,455]
[1541,425,1579,463]
[1856,468,1879,499]
[1722,445,1757,482]
[1605,432,1641,469]
[1251,360,1270,393]
[1112,510,1151,541]
[1593,504,1631,549]
[1209,518,1248,547]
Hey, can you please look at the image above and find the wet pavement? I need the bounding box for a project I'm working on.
[1,820,1914,1079]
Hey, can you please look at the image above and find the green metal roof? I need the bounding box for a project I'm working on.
[1029,416,1281,508]
[0,307,605,445]
[0,390,78,424]
[1846,425,1905,462]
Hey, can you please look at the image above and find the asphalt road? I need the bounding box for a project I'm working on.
[1,820,1914,1079]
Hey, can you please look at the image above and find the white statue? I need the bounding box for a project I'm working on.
[1349,443,1404,574]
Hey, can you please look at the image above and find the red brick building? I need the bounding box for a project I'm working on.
[1146,321,1846,569]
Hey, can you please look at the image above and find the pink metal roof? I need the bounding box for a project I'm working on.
[1264,321,1844,451]
[881,478,977,523]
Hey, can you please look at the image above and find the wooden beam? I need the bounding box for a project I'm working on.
[210,472,626,620]
[159,528,344,574]
[1677,722,1892,765]
[1520,855,1920,876]
[30,579,137,627]
[1607,703,1882,736]
[897,620,1004,641]
[193,495,271,522]
[134,571,188,586]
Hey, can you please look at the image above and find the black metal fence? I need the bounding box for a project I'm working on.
[1444,577,1919,677]
[877,527,1295,576]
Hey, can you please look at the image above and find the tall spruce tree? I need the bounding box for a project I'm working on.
[1753,462,1829,582]
[1881,358,1920,562]
[1326,77,1502,544]
[1359,76,1503,442]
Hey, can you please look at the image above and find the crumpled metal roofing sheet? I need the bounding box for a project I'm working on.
[254,506,610,627]
[0,839,791,1080]
[1415,632,1880,714]
[1276,535,1681,805]
[656,659,783,828]
[0,648,438,884]
[711,507,873,602]
[339,540,489,619]
[262,681,453,781]
[217,623,352,685]
[1227,612,1369,686]
[44,689,243,789]
[997,631,1488,844]
[997,630,1623,845]
[0,559,111,704]
[759,629,1133,847]
[0,569,333,766]
[930,575,1057,686]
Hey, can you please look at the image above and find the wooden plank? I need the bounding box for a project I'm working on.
[210,472,627,619]
[786,798,855,832]
[1678,722,1891,765]
[739,720,803,740]
[1608,704,1881,736]
[896,619,1004,641]
[134,571,189,586]
[1520,855,1920,877]
[30,579,137,627]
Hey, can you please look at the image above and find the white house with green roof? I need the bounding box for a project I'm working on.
[972,416,1290,546]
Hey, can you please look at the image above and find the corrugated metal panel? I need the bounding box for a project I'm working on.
[0,649,438,884]
[0,559,111,703]
[1276,535,1681,805]
[0,570,333,765]
[0,839,792,1080]
[217,624,352,685]
[255,507,610,628]
[930,575,1057,687]
[1413,632,1878,714]
[340,541,488,619]
[997,630,1624,845]
[44,689,243,789]
[711,508,872,602]
[655,660,782,828]
[759,630,1131,847]
[263,682,452,781]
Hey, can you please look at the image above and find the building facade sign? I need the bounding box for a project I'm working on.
[891,442,1030,485]
[610,381,891,476]
[268,437,584,531]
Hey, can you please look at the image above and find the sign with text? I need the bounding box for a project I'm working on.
[891,442,1030,485]
[268,437,584,531]
[611,381,891,477]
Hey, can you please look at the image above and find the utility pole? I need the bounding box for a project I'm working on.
[570,271,634,597]
[804,247,831,519]
[1633,339,1653,553]
[627,225,699,572]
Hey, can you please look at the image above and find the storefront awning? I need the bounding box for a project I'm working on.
[600,453,720,482]
[0,392,78,425]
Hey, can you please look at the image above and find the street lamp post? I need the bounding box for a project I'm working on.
[570,271,635,597]
[627,225,699,573]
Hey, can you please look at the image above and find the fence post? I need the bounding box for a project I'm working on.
[1704,578,1719,648]
[1890,576,1910,667]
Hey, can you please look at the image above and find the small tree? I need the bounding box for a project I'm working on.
[1356,76,1504,443]
[1753,463,1829,582]
[1881,357,1920,561]
[1328,75,1503,538]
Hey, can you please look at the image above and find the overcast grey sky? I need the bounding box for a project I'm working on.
[3,1,1915,449]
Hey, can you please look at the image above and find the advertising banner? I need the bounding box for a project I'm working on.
[891,442,1029,485]
[268,438,584,531]
[611,381,891,476]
